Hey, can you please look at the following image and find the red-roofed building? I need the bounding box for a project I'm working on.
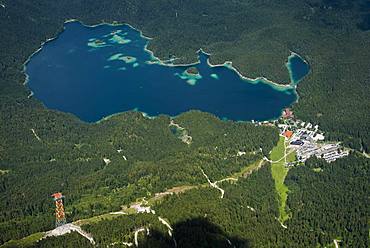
[282,108,294,119]
[283,130,293,139]
[51,192,63,200]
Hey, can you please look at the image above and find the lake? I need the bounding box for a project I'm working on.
[287,53,310,85]
[25,21,309,123]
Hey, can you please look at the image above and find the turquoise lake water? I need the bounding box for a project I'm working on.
[287,54,310,85]
[26,21,309,122]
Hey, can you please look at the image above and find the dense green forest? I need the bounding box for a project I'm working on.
[284,155,369,247]
[0,107,278,244]
[0,0,369,247]
[12,156,368,247]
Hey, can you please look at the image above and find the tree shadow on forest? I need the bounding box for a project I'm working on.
[139,217,250,248]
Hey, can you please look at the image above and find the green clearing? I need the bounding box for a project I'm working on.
[0,232,44,248]
[270,136,290,223]
[74,211,127,226]
[232,159,265,178]
[286,150,296,163]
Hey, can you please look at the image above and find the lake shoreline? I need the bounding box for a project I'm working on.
[24,19,309,124]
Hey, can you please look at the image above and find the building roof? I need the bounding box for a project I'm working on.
[282,108,294,118]
[290,140,303,145]
[283,130,293,138]
[52,192,63,200]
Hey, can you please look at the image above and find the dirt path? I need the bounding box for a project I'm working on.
[243,159,266,178]
[200,158,268,199]
[264,150,294,164]
[215,177,238,184]
[200,167,225,198]
[134,227,146,247]
[158,217,173,236]
[30,128,41,141]
[152,185,198,202]
[333,239,339,248]
[284,137,287,166]
[362,151,370,159]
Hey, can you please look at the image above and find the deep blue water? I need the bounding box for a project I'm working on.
[26,21,307,123]
[287,54,310,84]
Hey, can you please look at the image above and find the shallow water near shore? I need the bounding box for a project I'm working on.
[25,21,308,122]
[287,53,310,85]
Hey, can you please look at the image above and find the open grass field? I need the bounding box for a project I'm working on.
[270,136,290,223]
[0,232,44,248]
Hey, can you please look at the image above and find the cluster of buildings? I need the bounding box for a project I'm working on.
[131,203,155,214]
[277,109,349,164]
[294,143,349,163]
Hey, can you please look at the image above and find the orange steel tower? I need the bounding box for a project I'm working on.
[51,192,66,227]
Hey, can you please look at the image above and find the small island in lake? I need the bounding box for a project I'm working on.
[185,67,200,76]
[121,56,136,63]
[175,66,203,86]
[94,39,104,45]
[87,38,109,48]
[27,21,302,122]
